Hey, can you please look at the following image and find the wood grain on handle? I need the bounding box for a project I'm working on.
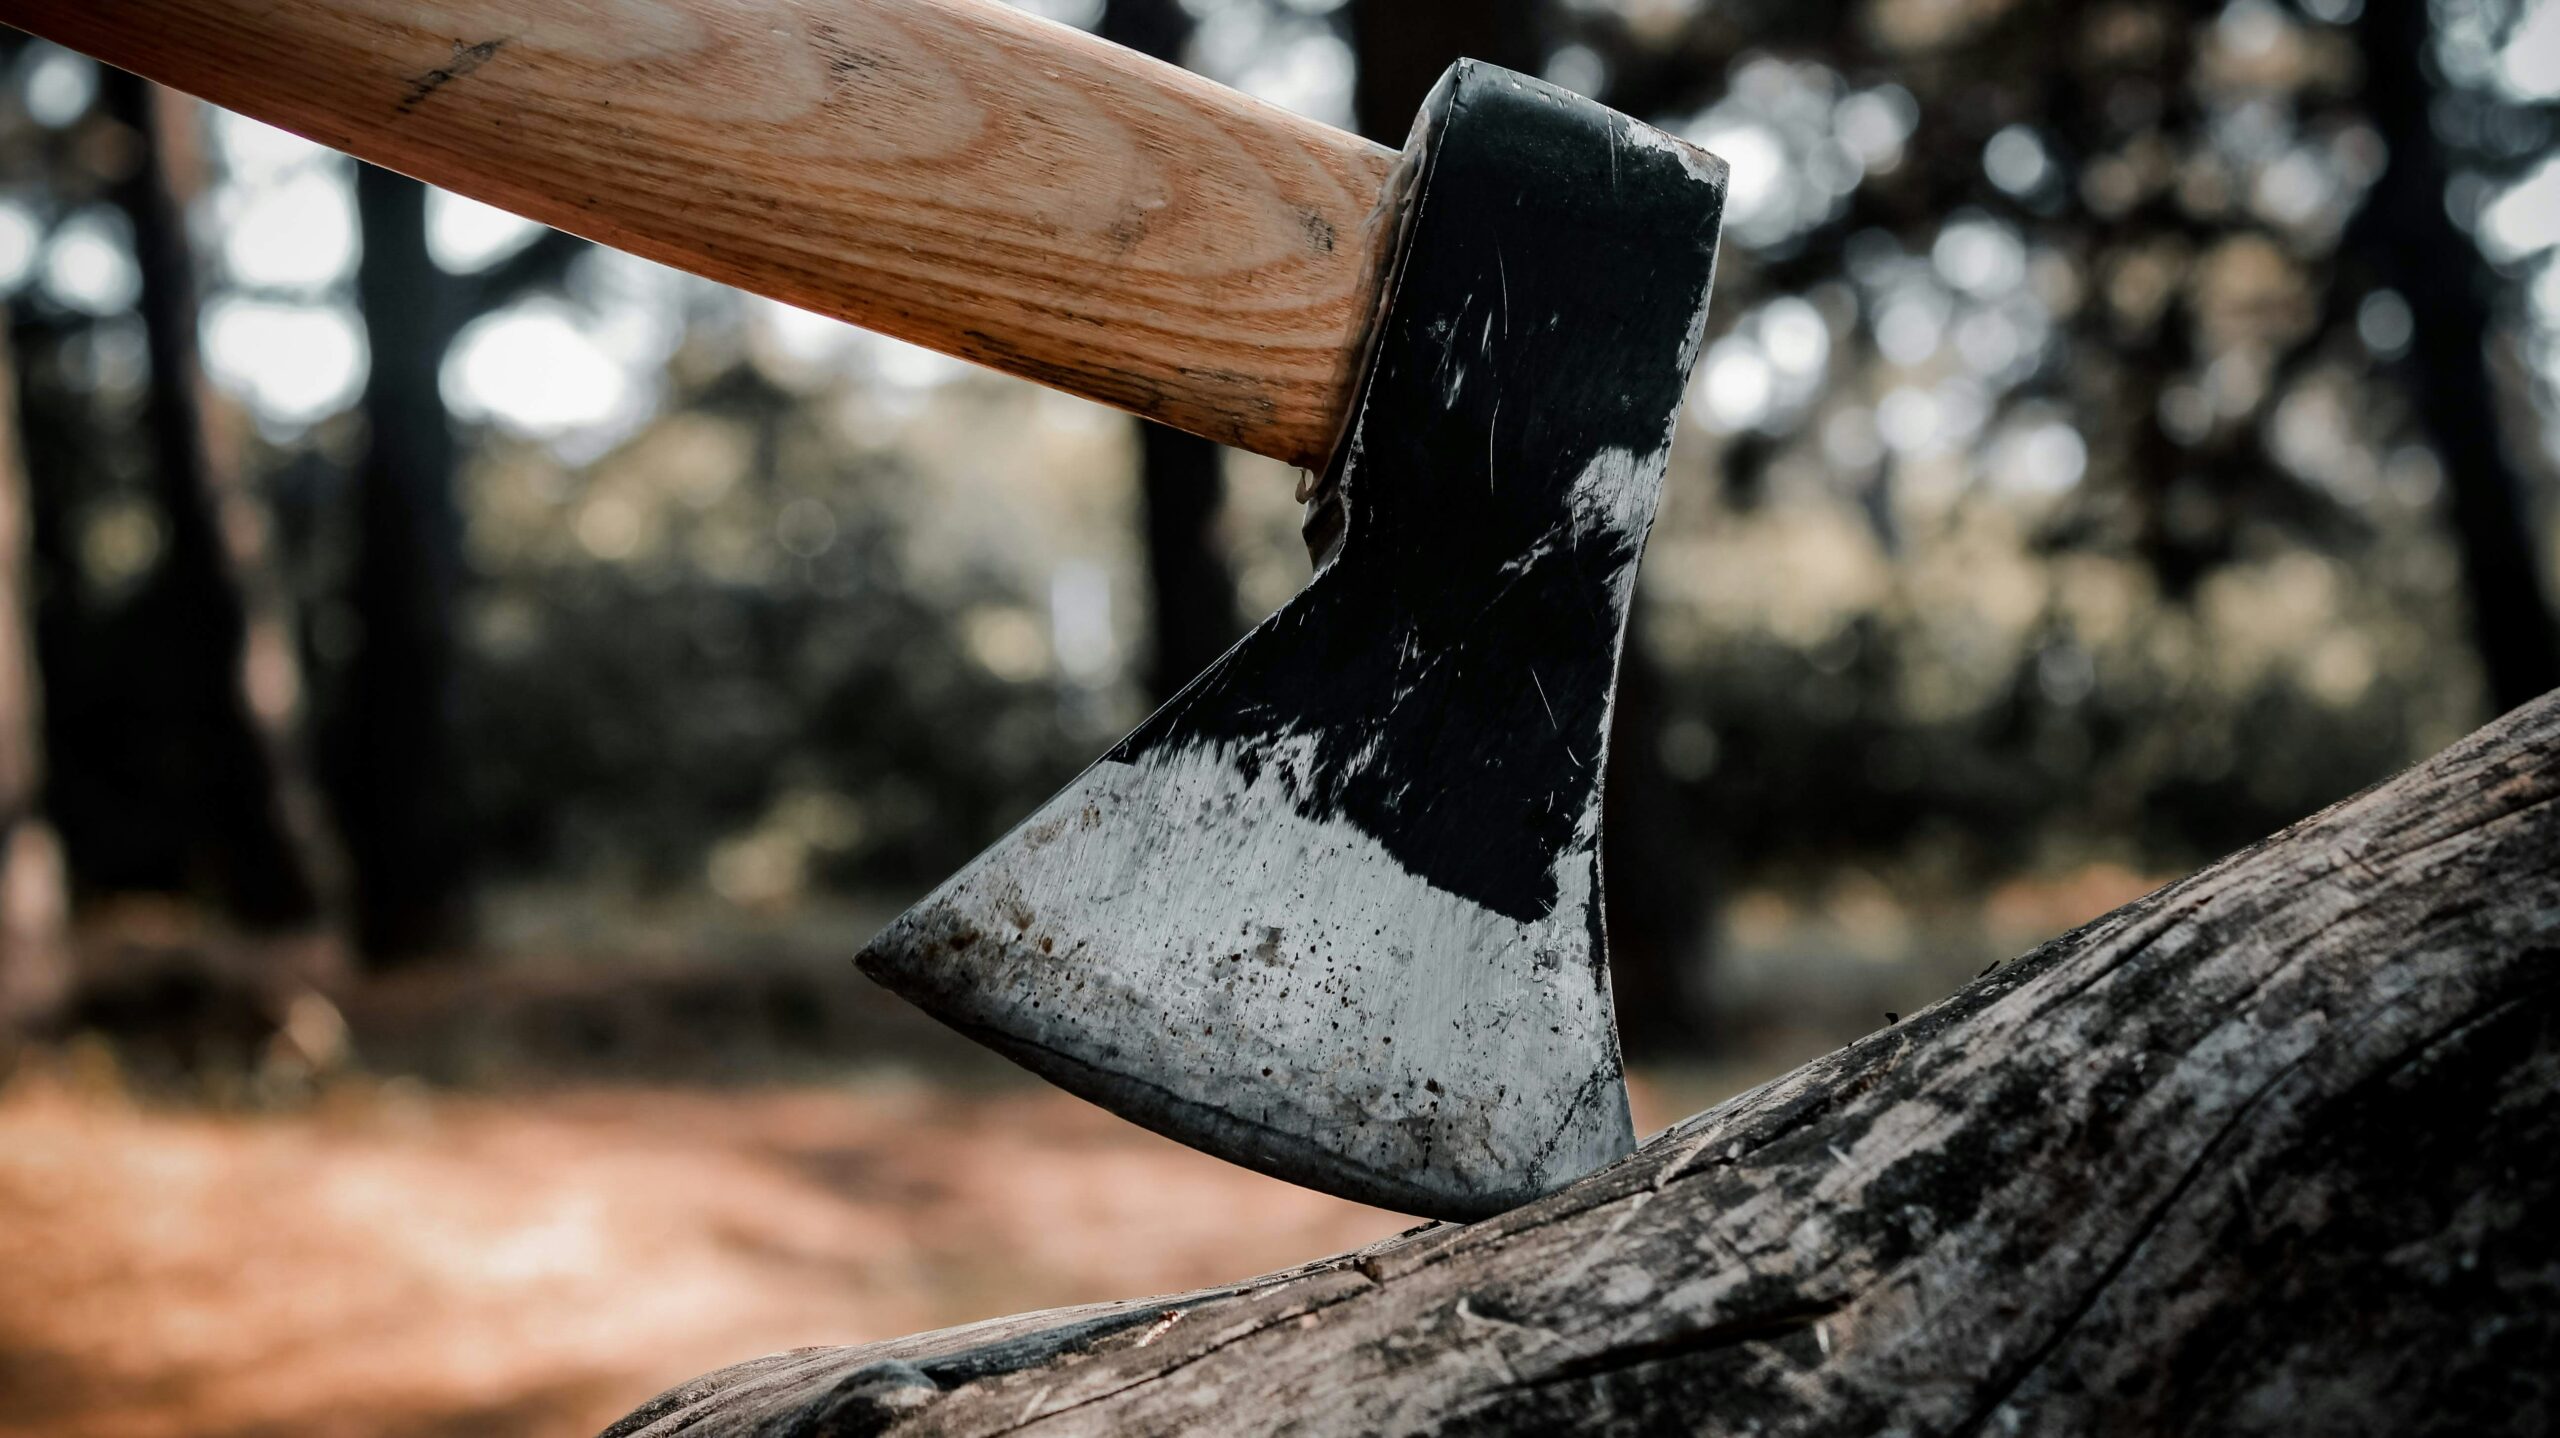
[4,0,1401,468]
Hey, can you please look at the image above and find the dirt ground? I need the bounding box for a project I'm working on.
[0,1071,1408,1438]
[0,1061,1764,1438]
[0,870,2153,1438]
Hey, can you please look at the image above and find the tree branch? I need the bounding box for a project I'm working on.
[461,226,590,316]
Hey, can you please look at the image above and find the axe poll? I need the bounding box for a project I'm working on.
[13,0,1728,1219]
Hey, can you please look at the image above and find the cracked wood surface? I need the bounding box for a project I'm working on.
[606,691,2560,1437]
[4,0,1397,469]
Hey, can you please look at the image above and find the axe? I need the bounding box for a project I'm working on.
[16,0,1727,1219]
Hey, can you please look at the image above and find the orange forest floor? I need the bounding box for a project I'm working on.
[0,1075,1412,1438]
[0,867,2156,1438]
[2,1065,1767,1438]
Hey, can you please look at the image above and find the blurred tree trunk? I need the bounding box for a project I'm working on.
[1132,394,1241,703]
[110,74,344,958]
[2353,0,2560,714]
[1348,0,1714,1055]
[1598,617,1716,1054]
[338,166,472,963]
[0,317,69,1032]
[1097,0,1245,704]
[336,169,587,963]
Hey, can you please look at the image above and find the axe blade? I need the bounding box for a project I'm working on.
[861,62,1726,1220]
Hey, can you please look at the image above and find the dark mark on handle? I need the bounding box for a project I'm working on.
[399,37,507,115]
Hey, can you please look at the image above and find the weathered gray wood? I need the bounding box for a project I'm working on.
[605,691,2560,1438]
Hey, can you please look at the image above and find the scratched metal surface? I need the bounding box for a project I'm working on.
[860,62,1728,1220]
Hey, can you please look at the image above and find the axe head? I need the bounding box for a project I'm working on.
[860,63,1726,1220]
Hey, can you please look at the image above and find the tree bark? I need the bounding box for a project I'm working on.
[603,687,2560,1438]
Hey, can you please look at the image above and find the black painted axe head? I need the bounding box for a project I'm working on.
[859,63,1727,1220]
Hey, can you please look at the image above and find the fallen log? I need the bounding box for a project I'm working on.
[605,692,2560,1437]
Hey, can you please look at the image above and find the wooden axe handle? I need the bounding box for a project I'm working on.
[5,0,1401,469]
